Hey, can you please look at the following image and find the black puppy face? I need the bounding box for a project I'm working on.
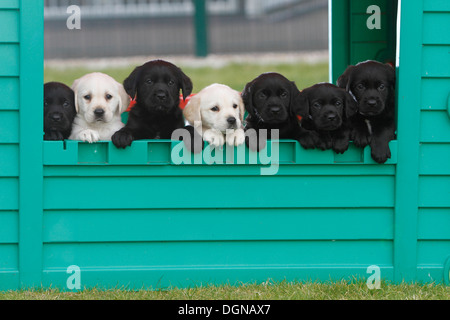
[44,82,76,139]
[338,61,395,117]
[123,60,193,114]
[296,83,356,131]
[243,73,299,124]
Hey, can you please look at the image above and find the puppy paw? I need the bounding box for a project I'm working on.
[44,131,64,141]
[351,130,370,148]
[203,129,225,148]
[78,129,100,144]
[245,130,266,152]
[316,139,332,151]
[298,131,320,149]
[112,129,134,149]
[370,142,391,164]
[332,139,350,154]
[226,129,245,147]
[183,125,204,154]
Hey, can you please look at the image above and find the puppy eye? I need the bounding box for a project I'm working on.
[233,104,238,109]
[105,94,113,100]
[168,80,175,86]
[356,84,365,91]
[211,106,220,112]
[84,95,91,100]
[335,101,342,107]
[44,100,49,107]
[145,79,153,85]
[313,102,321,108]
[280,91,288,99]
[63,101,70,108]
[378,84,386,91]
[259,92,267,99]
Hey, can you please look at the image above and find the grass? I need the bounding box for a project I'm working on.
[1,280,448,300]
[44,61,330,93]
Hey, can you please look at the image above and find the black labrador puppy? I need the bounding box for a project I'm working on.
[112,59,193,148]
[294,83,357,154]
[242,72,317,151]
[44,82,76,140]
[337,60,396,163]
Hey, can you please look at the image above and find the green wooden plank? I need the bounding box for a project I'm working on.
[423,0,450,12]
[43,175,395,210]
[420,110,450,142]
[0,10,18,43]
[43,208,394,243]
[0,178,18,210]
[421,78,450,110]
[0,244,18,270]
[423,13,450,45]
[350,0,390,13]
[422,45,450,77]
[0,211,18,243]
[0,111,19,143]
[417,241,450,265]
[43,240,393,270]
[329,0,350,83]
[0,0,19,9]
[419,176,450,207]
[418,209,450,240]
[43,163,397,177]
[42,266,395,290]
[0,77,19,110]
[0,271,19,291]
[0,44,19,76]
[350,42,389,64]
[18,0,44,289]
[420,143,450,175]
[0,144,18,176]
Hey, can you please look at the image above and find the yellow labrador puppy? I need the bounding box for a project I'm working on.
[183,83,245,148]
[69,72,130,143]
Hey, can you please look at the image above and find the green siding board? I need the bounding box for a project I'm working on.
[43,208,394,243]
[420,78,450,110]
[0,111,19,143]
[0,178,18,210]
[43,175,395,210]
[422,46,450,77]
[0,10,18,43]
[417,241,450,265]
[0,244,18,270]
[419,143,450,175]
[0,77,19,110]
[0,1,19,9]
[42,240,393,270]
[423,13,450,44]
[419,176,450,207]
[0,144,19,176]
[0,44,19,76]
[418,209,450,240]
[0,211,18,243]
[420,110,450,142]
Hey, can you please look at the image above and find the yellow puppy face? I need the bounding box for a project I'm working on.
[72,72,129,124]
[184,83,245,133]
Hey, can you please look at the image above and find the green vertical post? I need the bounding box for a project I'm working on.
[18,0,44,288]
[393,1,421,283]
[194,0,208,57]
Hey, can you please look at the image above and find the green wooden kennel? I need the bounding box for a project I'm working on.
[0,0,449,290]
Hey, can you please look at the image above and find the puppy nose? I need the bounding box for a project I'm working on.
[94,108,105,116]
[367,99,377,107]
[270,106,281,114]
[156,91,167,101]
[327,113,337,121]
[227,117,237,125]
[51,113,61,122]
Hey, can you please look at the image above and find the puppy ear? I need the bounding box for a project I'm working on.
[291,88,309,120]
[384,63,396,89]
[337,65,355,92]
[71,78,81,113]
[183,93,202,127]
[241,80,255,118]
[344,90,358,118]
[237,95,245,124]
[178,68,193,101]
[123,66,142,99]
[116,81,131,115]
